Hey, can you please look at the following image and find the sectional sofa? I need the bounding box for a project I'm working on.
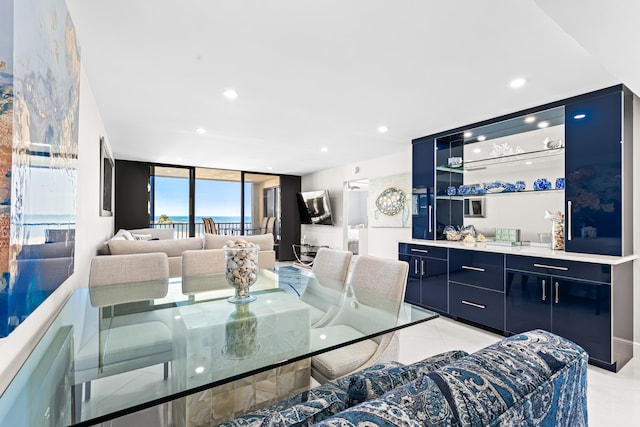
[99,229,276,277]
[221,329,588,426]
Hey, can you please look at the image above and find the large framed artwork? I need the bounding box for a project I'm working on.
[100,136,114,217]
[368,173,412,228]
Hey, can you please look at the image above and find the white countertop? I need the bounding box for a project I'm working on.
[402,239,638,265]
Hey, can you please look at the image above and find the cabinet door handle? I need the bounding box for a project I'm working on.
[411,248,429,254]
[567,201,572,241]
[533,263,568,271]
[428,205,433,233]
[462,300,486,309]
[555,281,560,304]
[541,279,546,301]
[461,265,485,272]
[414,259,419,275]
[420,260,425,275]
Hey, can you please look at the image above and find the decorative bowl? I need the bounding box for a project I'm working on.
[555,177,565,189]
[533,178,552,191]
[515,181,526,191]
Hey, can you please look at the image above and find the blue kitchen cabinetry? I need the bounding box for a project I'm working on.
[564,88,633,256]
[398,243,447,312]
[505,256,617,369]
[411,137,435,240]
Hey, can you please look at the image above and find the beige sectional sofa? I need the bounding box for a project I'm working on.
[99,229,276,278]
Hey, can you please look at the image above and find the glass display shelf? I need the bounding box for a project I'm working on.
[462,147,564,169]
[436,188,563,200]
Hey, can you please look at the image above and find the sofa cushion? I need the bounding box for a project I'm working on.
[346,350,469,405]
[219,379,353,427]
[108,237,203,257]
[314,374,448,427]
[204,233,274,251]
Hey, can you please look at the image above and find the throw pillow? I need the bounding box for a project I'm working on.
[132,233,153,240]
[114,229,134,240]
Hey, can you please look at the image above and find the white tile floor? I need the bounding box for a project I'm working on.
[91,317,640,426]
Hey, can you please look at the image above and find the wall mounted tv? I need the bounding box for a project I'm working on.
[297,190,334,225]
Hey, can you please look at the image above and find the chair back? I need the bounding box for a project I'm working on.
[181,249,228,293]
[265,216,276,234]
[88,253,170,306]
[202,217,217,234]
[311,248,352,283]
[347,255,409,312]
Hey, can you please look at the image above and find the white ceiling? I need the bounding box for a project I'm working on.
[65,0,636,176]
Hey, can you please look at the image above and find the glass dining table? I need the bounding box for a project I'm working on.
[0,266,437,427]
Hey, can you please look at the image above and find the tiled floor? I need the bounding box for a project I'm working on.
[91,316,640,426]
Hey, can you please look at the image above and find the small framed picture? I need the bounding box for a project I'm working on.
[99,136,114,216]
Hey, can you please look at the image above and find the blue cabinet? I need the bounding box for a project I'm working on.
[398,243,447,312]
[448,249,505,330]
[564,89,631,256]
[506,256,612,366]
[411,138,435,239]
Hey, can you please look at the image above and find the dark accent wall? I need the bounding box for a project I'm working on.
[278,175,301,261]
[114,160,150,231]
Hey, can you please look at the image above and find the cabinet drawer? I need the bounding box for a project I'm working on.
[398,243,447,260]
[506,256,611,283]
[449,249,504,291]
[449,283,504,330]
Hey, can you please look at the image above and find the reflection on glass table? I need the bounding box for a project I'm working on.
[0,266,437,427]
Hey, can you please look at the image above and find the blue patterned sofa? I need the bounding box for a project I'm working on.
[221,330,588,426]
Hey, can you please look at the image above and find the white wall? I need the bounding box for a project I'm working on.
[301,147,412,260]
[0,66,113,392]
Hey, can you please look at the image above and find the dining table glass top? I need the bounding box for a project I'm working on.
[0,266,437,427]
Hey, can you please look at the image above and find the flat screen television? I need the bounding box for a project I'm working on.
[297,190,334,225]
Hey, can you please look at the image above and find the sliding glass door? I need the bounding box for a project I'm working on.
[150,167,279,238]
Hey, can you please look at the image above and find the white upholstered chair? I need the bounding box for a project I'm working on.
[299,248,353,326]
[181,249,228,294]
[310,255,409,383]
[75,253,172,403]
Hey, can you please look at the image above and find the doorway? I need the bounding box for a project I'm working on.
[343,179,369,254]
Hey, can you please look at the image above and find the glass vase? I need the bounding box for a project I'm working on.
[551,215,565,250]
[224,245,259,303]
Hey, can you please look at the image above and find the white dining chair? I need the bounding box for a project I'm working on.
[310,255,409,383]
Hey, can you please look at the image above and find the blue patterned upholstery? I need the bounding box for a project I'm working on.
[316,330,588,427]
[346,350,468,406]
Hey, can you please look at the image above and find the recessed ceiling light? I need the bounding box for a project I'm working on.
[574,113,586,119]
[477,135,486,141]
[510,78,526,88]
[525,161,533,165]
[194,366,205,374]
[537,121,549,128]
[321,147,328,153]
[267,166,273,171]
[378,125,388,133]
[223,89,238,100]
[524,116,536,123]
[463,131,473,138]
[196,127,206,134]
[473,148,481,153]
